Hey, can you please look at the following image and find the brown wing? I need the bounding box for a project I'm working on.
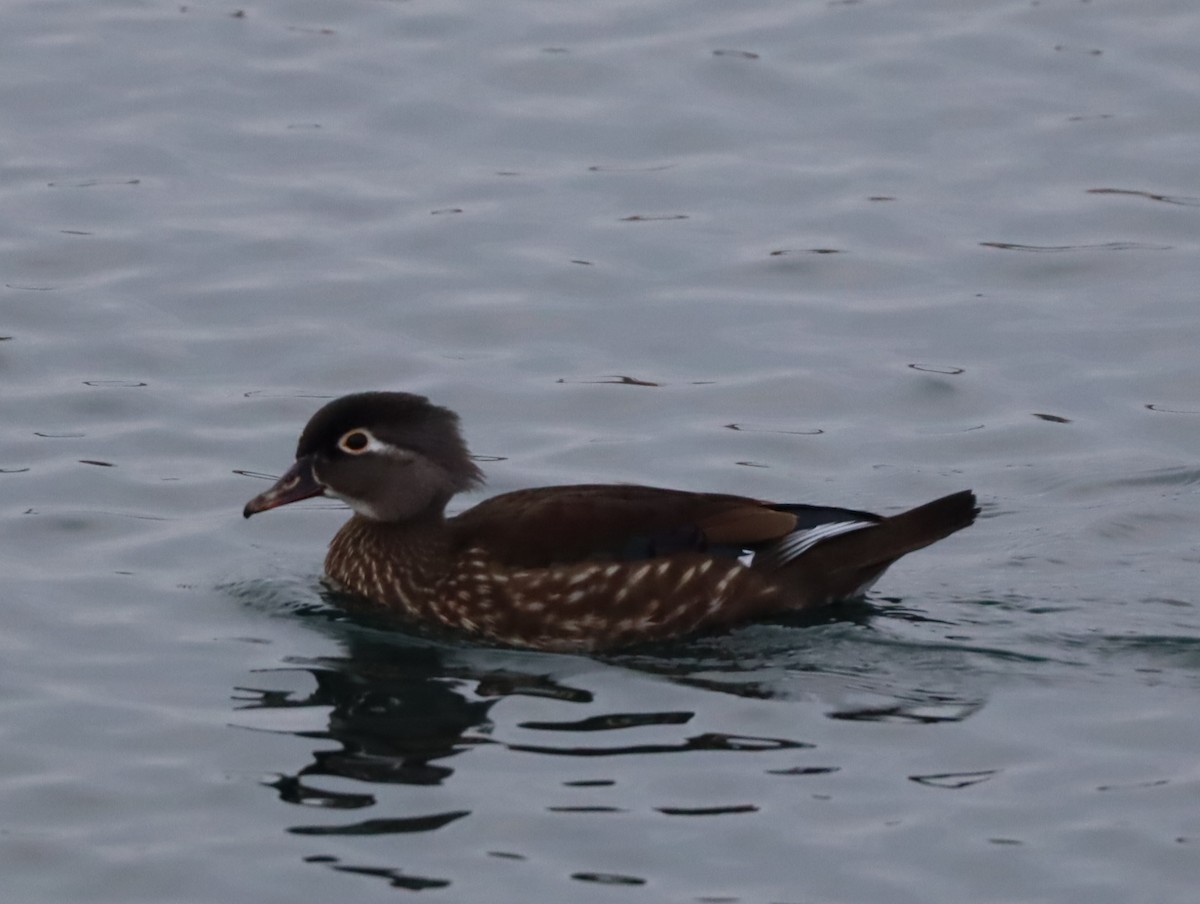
[447,484,798,568]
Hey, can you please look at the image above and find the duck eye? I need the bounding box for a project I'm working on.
[338,430,370,454]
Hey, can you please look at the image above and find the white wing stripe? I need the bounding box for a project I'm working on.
[772,520,876,564]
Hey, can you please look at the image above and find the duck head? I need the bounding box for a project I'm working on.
[243,392,483,522]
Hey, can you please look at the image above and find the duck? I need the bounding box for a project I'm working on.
[243,391,978,652]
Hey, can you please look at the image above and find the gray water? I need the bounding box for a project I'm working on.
[3,1,1199,902]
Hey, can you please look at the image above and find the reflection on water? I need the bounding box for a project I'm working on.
[230,596,996,891]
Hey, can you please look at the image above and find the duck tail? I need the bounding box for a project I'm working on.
[771,490,979,606]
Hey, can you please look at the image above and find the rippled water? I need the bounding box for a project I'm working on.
[4,1,1199,902]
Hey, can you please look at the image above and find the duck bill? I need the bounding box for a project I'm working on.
[243,457,324,518]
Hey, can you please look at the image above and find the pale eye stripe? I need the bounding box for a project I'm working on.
[341,429,414,461]
[770,520,877,564]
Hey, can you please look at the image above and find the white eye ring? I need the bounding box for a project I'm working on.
[337,429,374,454]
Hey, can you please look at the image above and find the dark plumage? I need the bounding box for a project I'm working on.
[244,392,978,652]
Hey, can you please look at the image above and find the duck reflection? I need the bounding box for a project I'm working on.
[234,630,589,802]
[230,588,990,892]
[236,595,986,806]
[234,621,821,800]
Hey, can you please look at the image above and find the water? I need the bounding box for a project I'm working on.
[3,0,1199,901]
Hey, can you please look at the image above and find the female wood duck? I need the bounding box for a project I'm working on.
[244,392,978,652]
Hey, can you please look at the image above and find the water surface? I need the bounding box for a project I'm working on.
[3,1,1199,902]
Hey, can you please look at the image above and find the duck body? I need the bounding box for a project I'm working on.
[245,392,978,652]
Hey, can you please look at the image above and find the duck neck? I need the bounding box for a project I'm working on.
[324,513,454,617]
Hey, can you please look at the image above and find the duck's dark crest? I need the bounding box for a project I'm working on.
[299,391,483,490]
